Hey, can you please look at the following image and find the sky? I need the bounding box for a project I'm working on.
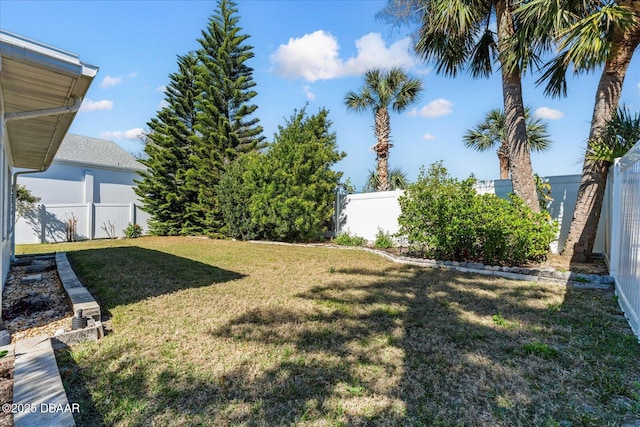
[2,0,639,191]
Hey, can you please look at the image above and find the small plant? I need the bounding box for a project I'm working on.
[374,228,395,249]
[492,313,518,329]
[522,342,559,359]
[123,223,142,239]
[65,213,78,242]
[334,230,367,246]
[101,220,117,239]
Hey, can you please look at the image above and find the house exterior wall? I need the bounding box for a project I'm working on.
[0,121,11,291]
[15,162,145,244]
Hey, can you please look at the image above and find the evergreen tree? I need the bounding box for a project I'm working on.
[135,53,200,235]
[137,0,263,236]
[185,0,264,235]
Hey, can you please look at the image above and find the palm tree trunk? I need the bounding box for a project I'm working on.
[563,24,640,262]
[496,0,540,212]
[497,144,510,179]
[374,107,392,191]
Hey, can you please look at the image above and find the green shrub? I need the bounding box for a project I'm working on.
[334,231,367,246]
[374,228,395,249]
[123,223,143,239]
[397,162,557,265]
[219,107,345,242]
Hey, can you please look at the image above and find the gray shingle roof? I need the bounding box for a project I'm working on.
[55,134,145,171]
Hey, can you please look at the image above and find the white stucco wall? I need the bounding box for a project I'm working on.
[15,162,146,243]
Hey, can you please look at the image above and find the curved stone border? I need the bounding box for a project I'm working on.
[55,253,101,321]
[3,252,104,427]
[249,241,614,290]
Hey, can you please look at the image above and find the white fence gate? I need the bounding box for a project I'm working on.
[610,142,640,337]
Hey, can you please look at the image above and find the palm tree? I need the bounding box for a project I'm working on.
[517,0,640,261]
[363,166,410,192]
[345,67,423,192]
[463,108,552,179]
[379,0,541,212]
[587,106,640,163]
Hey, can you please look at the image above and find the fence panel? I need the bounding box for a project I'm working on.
[611,142,640,337]
[134,205,152,233]
[15,202,149,244]
[337,175,602,253]
[93,204,133,239]
[339,190,403,242]
[39,204,88,242]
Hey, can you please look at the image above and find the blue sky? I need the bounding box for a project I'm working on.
[2,0,639,190]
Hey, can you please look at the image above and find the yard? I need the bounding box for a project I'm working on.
[17,236,640,426]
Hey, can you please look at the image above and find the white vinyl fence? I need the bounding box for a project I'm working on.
[15,202,150,244]
[337,175,606,255]
[609,142,640,337]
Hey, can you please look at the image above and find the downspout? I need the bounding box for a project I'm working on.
[5,96,83,261]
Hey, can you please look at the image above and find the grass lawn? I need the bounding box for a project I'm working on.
[18,236,640,426]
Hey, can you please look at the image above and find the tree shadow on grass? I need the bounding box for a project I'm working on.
[202,268,571,425]
[66,246,245,312]
[206,267,639,425]
[58,260,639,425]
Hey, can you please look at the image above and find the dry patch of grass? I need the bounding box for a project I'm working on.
[19,237,640,426]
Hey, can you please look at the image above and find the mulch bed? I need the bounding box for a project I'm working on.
[0,255,74,427]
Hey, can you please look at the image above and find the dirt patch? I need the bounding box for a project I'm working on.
[2,257,74,341]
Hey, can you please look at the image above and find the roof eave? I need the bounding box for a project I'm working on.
[0,29,98,171]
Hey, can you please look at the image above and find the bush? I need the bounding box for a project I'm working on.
[374,228,395,249]
[219,107,345,242]
[123,223,143,239]
[397,162,557,265]
[334,231,367,246]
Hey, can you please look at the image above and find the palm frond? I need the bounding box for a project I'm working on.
[587,105,640,162]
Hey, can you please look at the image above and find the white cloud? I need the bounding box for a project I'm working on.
[342,33,416,76]
[534,107,564,120]
[302,85,315,101]
[100,72,137,89]
[637,82,640,92]
[80,98,113,112]
[270,30,416,81]
[419,99,453,118]
[100,75,123,89]
[407,108,418,118]
[423,133,436,140]
[270,30,343,82]
[155,85,166,93]
[100,128,145,141]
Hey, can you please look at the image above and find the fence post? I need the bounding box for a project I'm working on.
[609,159,621,282]
[130,203,135,226]
[88,203,94,240]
